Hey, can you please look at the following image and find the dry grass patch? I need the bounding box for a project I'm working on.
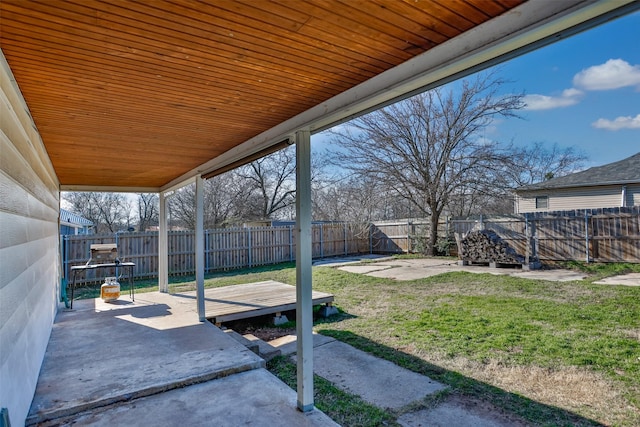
[334,334,633,424]
[625,329,640,342]
[423,354,629,425]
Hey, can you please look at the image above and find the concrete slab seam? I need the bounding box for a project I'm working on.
[26,359,265,426]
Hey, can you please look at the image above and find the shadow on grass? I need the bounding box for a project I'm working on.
[314,309,357,324]
[315,329,605,427]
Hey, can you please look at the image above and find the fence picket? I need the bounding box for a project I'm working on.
[452,207,640,264]
[64,223,371,284]
[63,209,640,285]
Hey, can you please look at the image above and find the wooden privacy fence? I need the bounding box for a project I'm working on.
[451,207,640,263]
[63,223,372,284]
[370,219,452,253]
[63,209,639,285]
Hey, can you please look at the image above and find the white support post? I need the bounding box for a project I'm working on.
[196,175,206,322]
[295,129,314,412]
[158,191,169,293]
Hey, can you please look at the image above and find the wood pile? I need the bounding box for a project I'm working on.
[459,229,526,264]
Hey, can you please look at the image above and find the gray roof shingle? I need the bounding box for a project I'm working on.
[517,152,640,191]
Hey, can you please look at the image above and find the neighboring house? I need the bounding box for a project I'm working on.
[59,208,93,235]
[515,152,640,213]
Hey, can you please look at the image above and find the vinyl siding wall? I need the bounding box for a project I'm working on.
[516,185,633,213]
[627,184,640,207]
[0,51,60,426]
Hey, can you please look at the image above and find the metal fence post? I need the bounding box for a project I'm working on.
[247,227,252,268]
[205,230,209,273]
[585,211,590,263]
[524,214,529,265]
[289,225,294,261]
[63,235,69,282]
[344,222,348,255]
[112,232,119,278]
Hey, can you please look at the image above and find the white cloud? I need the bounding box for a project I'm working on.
[473,136,496,147]
[592,113,640,130]
[561,88,582,97]
[573,59,640,90]
[523,88,583,110]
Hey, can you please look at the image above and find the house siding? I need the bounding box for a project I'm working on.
[516,185,630,213]
[0,51,60,426]
[626,184,640,207]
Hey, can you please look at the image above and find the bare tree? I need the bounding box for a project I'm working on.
[314,176,380,222]
[137,193,158,232]
[236,147,297,220]
[507,141,587,186]
[445,141,588,215]
[329,73,525,255]
[168,174,247,230]
[168,185,197,230]
[63,192,132,233]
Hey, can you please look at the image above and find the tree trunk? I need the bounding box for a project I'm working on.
[427,212,440,256]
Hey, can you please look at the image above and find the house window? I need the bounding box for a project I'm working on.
[535,196,548,209]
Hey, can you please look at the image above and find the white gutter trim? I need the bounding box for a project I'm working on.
[161,176,196,195]
[517,179,640,193]
[61,176,196,194]
[162,0,639,191]
[60,185,160,193]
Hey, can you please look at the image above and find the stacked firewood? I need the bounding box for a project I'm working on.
[459,229,525,264]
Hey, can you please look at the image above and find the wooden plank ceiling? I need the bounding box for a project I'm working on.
[0,0,525,189]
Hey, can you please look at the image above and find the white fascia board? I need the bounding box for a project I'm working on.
[161,0,639,192]
[61,177,195,195]
[161,176,196,196]
[60,185,161,193]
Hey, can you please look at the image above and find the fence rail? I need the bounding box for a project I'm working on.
[63,223,374,285]
[451,207,640,264]
[63,209,640,284]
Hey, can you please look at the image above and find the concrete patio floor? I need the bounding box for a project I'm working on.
[28,292,337,426]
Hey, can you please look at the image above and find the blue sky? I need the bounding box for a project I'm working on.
[316,11,639,169]
[493,10,640,167]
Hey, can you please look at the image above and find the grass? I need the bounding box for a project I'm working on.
[267,356,399,427]
[312,267,640,426]
[73,259,640,426]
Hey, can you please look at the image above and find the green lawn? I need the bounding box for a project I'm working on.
[73,259,640,426]
[312,267,640,426]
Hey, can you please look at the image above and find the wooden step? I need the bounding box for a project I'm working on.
[242,334,282,361]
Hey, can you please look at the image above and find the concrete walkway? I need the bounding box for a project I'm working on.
[28,292,337,426]
[335,258,587,282]
[327,256,638,285]
[271,334,526,426]
[272,334,446,409]
[593,272,640,286]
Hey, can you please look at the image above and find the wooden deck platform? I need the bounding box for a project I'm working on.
[175,281,334,324]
